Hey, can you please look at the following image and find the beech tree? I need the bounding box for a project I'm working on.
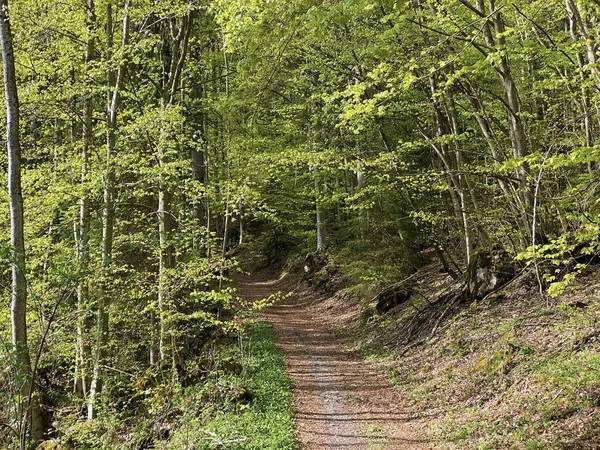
[0,0,44,443]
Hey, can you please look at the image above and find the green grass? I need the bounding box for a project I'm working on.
[159,322,296,449]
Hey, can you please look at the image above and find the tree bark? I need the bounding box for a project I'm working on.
[88,0,129,420]
[0,0,45,442]
[74,0,96,400]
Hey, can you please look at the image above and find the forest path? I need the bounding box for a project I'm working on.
[237,272,429,450]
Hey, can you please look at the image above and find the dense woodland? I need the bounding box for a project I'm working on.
[2,0,600,447]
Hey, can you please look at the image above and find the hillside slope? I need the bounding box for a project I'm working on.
[300,259,600,449]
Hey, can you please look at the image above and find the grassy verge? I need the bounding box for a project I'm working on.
[158,321,296,449]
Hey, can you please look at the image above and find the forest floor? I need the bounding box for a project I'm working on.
[237,262,600,449]
[237,271,429,450]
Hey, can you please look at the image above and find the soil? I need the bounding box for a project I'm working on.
[237,271,429,450]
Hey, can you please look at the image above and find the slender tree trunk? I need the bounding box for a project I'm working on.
[221,181,230,258]
[221,37,231,258]
[356,160,366,240]
[446,96,479,260]
[477,0,533,211]
[157,181,173,362]
[238,197,244,245]
[313,167,324,251]
[307,117,324,251]
[0,0,45,443]
[156,14,191,373]
[88,0,129,419]
[191,145,207,233]
[149,309,158,365]
[565,0,595,149]
[566,0,600,91]
[74,0,96,399]
[427,75,472,265]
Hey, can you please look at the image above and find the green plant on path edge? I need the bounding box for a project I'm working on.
[158,322,296,450]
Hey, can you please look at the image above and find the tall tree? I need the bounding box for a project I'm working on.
[73,0,97,400]
[155,6,191,369]
[0,0,44,443]
[87,0,130,420]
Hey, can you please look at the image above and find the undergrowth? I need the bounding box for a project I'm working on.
[51,322,294,449]
[411,274,600,448]
[331,261,600,449]
[158,321,295,449]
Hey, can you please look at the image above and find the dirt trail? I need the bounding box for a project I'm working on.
[237,272,429,450]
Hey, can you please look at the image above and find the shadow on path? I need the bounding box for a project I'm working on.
[237,273,430,450]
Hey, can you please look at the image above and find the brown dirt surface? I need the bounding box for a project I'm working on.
[237,271,429,450]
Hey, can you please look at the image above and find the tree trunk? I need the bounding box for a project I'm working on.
[238,197,244,245]
[566,0,600,91]
[427,75,473,265]
[74,0,96,400]
[565,0,596,150]
[0,0,45,443]
[477,0,533,211]
[156,13,191,373]
[88,0,129,420]
[157,183,174,362]
[221,182,231,258]
[313,167,324,251]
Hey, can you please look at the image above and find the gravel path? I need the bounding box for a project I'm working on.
[238,272,429,450]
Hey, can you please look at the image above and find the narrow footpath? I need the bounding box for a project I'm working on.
[238,272,429,450]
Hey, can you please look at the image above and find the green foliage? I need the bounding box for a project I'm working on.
[50,322,294,449]
[156,322,295,450]
[5,0,600,445]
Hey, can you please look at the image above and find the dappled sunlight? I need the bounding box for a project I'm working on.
[239,273,429,449]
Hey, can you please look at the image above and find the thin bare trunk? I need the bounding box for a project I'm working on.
[238,197,244,245]
[88,0,129,420]
[0,0,44,442]
[314,168,324,251]
[74,0,96,399]
[221,35,231,257]
[149,309,158,365]
[156,13,191,372]
[221,181,230,258]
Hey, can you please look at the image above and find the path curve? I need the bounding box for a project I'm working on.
[238,272,429,450]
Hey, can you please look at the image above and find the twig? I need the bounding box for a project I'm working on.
[550,388,563,403]
[430,291,464,337]
[370,271,421,303]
